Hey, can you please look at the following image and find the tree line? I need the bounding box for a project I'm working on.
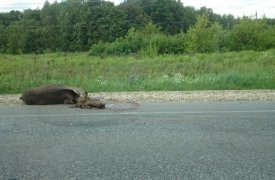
[0,0,275,54]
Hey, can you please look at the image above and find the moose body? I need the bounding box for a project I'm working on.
[20,84,81,105]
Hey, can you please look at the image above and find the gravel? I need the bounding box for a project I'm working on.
[0,90,275,106]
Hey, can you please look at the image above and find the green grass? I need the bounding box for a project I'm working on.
[0,50,274,94]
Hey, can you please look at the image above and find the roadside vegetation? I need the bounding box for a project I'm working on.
[1,0,275,54]
[0,49,274,94]
[0,0,275,94]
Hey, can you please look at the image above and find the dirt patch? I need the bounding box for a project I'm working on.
[0,90,275,106]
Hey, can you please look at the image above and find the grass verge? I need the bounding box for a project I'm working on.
[0,50,274,94]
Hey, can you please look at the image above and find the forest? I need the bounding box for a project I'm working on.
[0,0,275,55]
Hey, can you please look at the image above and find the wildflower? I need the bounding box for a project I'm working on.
[96,76,107,85]
[173,73,184,84]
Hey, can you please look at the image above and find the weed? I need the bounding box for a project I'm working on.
[0,49,274,93]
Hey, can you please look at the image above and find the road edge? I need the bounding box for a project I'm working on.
[1,90,275,106]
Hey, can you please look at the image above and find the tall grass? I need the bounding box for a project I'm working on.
[0,50,274,94]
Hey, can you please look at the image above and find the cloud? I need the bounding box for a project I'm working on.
[0,0,274,18]
[0,0,122,12]
[0,0,59,12]
[182,0,275,18]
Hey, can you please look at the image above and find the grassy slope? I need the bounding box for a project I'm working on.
[0,50,274,94]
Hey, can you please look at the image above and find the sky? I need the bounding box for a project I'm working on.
[0,0,274,18]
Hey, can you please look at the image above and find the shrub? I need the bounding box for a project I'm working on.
[89,23,186,56]
[185,13,223,53]
[156,33,185,54]
[229,18,275,51]
[89,41,108,56]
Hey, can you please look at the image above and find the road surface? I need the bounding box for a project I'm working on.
[0,101,274,179]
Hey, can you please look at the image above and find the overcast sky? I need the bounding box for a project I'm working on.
[0,0,274,18]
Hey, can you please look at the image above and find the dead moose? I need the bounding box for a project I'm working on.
[74,96,105,109]
[20,84,84,105]
[20,84,106,109]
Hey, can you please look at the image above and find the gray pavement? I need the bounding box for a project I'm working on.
[0,101,275,180]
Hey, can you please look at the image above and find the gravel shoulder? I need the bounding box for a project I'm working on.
[0,90,275,106]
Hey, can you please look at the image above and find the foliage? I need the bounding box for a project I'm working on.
[185,13,224,53]
[1,1,129,53]
[229,18,275,51]
[118,0,150,29]
[90,23,185,55]
[89,11,275,56]
[0,0,275,54]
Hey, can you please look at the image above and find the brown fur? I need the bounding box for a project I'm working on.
[20,84,81,105]
[74,96,105,109]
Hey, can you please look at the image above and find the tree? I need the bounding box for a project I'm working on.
[1,0,275,54]
[128,0,195,34]
[229,18,273,51]
[40,1,61,51]
[0,24,7,53]
[147,0,188,34]
[118,0,150,30]
[181,6,197,32]
[0,11,23,53]
[185,13,223,53]
[83,1,127,45]
[6,21,23,54]
[58,0,84,51]
[220,14,235,30]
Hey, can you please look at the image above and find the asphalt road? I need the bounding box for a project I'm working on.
[0,101,274,180]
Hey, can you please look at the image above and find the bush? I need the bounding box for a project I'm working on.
[156,33,185,54]
[89,23,186,56]
[89,41,108,56]
[185,13,224,53]
[229,18,275,51]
